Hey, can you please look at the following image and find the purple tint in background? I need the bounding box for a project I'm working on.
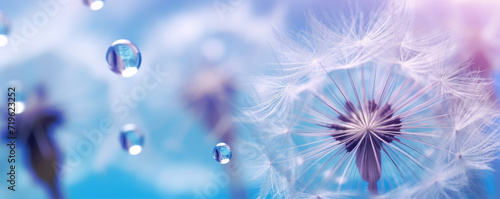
[0,0,499,198]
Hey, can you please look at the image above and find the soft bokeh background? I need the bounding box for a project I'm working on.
[0,0,499,198]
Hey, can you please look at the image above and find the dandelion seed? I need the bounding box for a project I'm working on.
[239,141,296,199]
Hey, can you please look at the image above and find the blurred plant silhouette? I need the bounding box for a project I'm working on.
[183,66,248,198]
[5,86,64,199]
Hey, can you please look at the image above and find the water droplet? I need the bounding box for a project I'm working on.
[84,0,105,11]
[213,143,231,164]
[106,39,141,77]
[120,124,144,155]
[14,102,25,114]
[0,11,10,47]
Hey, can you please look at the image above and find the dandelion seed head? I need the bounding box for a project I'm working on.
[245,0,500,197]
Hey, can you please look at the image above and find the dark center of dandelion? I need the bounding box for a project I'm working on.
[326,100,402,195]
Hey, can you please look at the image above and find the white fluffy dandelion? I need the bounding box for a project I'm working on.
[246,0,499,197]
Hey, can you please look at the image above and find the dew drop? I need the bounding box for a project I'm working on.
[213,142,231,164]
[106,39,141,77]
[120,124,144,155]
[84,0,105,11]
[0,11,10,47]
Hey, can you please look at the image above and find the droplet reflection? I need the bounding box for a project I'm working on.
[106,39,141,77]
[120,124,144,155]
[84,0,105,11]
[213,142,231,164]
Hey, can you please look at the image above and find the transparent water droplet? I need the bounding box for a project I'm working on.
[84,0,105,11]
[106,39,141,77]
[120,124,144,155]
[0,11,10,47]
[213,143,231,164]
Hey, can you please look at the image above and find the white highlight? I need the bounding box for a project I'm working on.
[220,158,230,164]
[122,123,136,131]
[90,1,104,11]
[128,145,142,155]
[14,102,25,114]
[112,39,132,46]
[296,156,304,165]
[0,35,8,47]
[122,67,138,77]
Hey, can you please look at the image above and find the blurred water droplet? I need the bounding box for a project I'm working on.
[120,124,144,155]
[0,11,10,47]
[106,39,141,77]
[213,143,231,164]
[84,0,105,11]
[14,102,25,114]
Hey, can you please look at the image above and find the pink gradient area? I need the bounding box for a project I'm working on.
[414,0,500,76]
